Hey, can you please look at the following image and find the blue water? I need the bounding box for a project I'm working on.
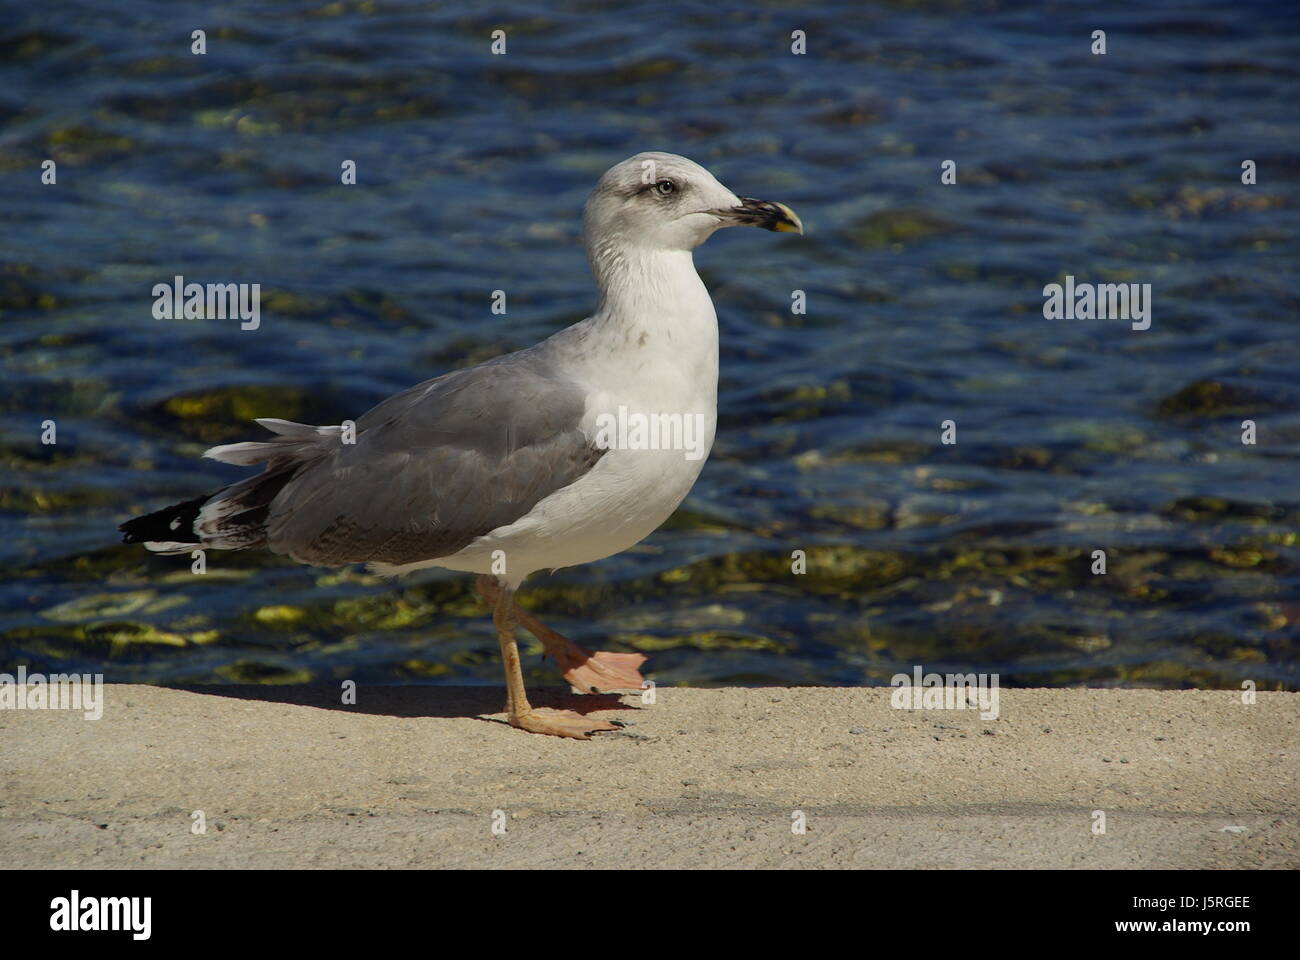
[2,0,1298,689]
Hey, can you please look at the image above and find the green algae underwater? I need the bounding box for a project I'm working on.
[2,0,1298,691]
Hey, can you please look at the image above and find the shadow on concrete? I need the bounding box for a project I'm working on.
[166,684,640,727]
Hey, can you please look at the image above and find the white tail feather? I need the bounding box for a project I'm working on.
[203,441,279,465]
[142,540,196,555]
[254,418,318,437]
[204,420,343,465]
[255,418,343,439]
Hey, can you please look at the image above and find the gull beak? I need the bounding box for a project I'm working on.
[710,197,804,235]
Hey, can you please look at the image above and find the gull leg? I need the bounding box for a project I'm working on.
[477,575,647,694]
[516,608,646,694]
[488,577,620,740]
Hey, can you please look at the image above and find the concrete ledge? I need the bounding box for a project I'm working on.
[1,685,1295,868]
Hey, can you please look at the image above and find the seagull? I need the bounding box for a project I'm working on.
[120,152,803,738]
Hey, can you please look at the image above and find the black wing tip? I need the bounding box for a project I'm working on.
[118,495,209,545]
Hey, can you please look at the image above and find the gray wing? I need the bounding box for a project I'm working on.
[265,350,604,567]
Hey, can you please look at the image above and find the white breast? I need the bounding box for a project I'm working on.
[383,248,721,587]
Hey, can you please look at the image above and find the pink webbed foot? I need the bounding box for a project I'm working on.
[509,707,621,740]
[474,575,649,695]
[554,647,647,695]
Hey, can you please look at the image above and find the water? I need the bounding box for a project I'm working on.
[2,0,1298,690]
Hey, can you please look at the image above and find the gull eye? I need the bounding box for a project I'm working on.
[654,179,676,197]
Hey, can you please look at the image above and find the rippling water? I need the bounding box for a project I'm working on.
[2,0,1298,690]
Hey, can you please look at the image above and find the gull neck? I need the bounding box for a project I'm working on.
[587,242,714,331]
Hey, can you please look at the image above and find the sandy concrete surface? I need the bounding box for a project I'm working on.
[1,684,1295,869]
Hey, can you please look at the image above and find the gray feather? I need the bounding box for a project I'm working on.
[262,349,603,567]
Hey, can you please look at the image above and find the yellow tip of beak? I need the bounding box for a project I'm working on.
[771,202,804,234]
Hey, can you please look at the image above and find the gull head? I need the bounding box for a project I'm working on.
[583,151,803,255]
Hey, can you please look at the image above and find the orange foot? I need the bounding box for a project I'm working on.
[557,649,648,694]
[473,576,649,695]
[510,708,622,740]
